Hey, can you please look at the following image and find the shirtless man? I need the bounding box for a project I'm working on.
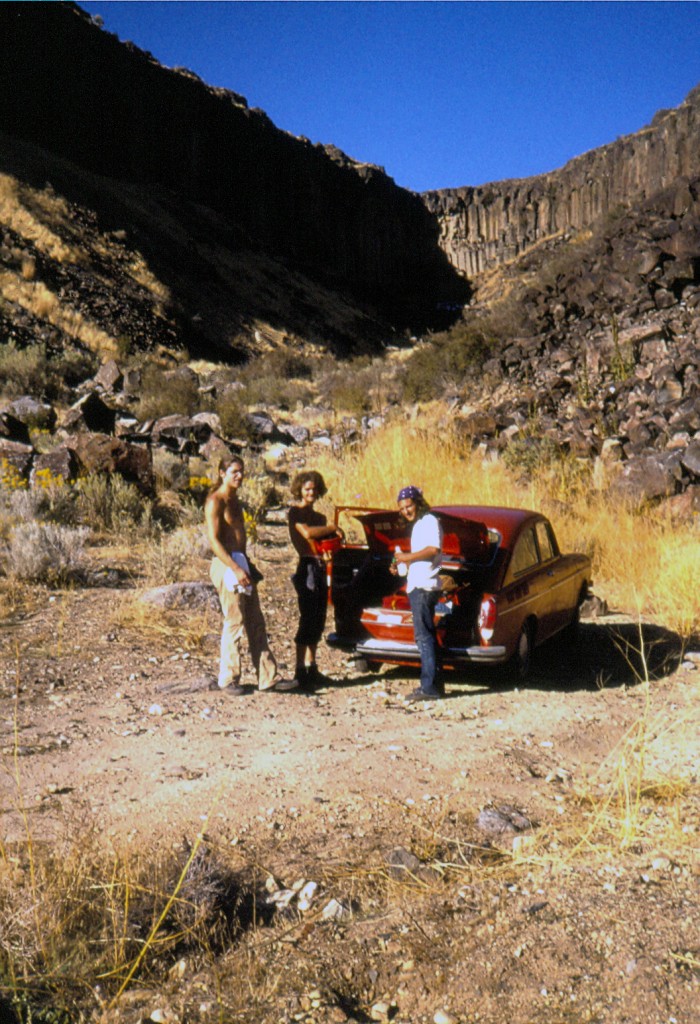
[206,454,297,694]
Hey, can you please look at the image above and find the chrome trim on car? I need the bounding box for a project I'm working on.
[354,638,508,664]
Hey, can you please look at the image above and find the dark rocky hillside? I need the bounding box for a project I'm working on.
[441,172,700,511]
[0,2,698,513]
[0,1,468,347]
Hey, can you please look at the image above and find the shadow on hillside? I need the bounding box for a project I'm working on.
[370,621,688,697]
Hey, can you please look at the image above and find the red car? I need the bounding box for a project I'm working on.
[324,505,592,680]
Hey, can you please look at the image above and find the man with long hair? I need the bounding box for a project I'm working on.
[392,485,444,701]
[206,455,297,694]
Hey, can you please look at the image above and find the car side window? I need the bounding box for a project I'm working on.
[510,528,540,576]
[536,521,556,562]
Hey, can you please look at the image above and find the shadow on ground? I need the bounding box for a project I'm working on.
[370,621,689,697]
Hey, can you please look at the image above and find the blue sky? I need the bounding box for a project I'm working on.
[83,1,700,193]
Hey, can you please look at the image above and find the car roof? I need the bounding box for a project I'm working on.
[432,505,543,542]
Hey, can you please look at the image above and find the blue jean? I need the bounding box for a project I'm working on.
[409,588,441,695]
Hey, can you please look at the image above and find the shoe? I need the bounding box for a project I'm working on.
[405,687,442,702]
[293,665,310,689]
[210,681,246,696]
[262,677,300,692]
[305,664,334,686]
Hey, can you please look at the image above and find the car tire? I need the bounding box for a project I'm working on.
[512,622,533,681]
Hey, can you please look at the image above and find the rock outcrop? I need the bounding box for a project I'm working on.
[0,2,467,331]
[423,86,700,276]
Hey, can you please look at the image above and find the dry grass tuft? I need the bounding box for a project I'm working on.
[313,415,700,638]
[0,174,83,263]
[112,593,215,653]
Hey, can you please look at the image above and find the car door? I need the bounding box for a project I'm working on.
[500,524,559,645]
[535,519,585,633]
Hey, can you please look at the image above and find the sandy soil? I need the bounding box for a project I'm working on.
[1,517,698,1024]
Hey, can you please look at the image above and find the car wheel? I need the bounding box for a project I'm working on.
[512,622,533,681]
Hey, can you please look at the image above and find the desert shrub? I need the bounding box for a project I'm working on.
[240,348,314,383]
[3,521,88,584]
[135,363,201,420]
[401,325,496,402]
[0,341,48,397]
[50,344,99,391]
[240,459,278,542]
[215,390,255,439]
[316,355,399,417]
[236,350,316,409]
[0,458,29,493]
[75,473,151,535]
[240,374,313,410]
[152,448,190,492]
[29,466,78,524]
[143,527,199,584]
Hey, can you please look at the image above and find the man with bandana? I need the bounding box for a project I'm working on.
[391,485,444,701]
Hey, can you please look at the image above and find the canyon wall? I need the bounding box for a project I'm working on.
[0,2,467,326]
[422,86,700,277]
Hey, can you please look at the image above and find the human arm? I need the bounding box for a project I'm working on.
[393,514,441,569]
[289,507,344,545]
[393,545,439,567]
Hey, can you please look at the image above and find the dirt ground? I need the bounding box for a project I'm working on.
[1,516,698,1024]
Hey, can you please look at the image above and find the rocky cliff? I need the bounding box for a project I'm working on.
[423,86,700,277]
[0,2,467,332]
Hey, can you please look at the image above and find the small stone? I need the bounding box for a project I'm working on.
[321,898,351,921]
[370,1001,390,1021]
[434,1012,458,1024]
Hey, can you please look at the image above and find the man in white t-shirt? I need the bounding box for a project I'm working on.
[391,485,443,701]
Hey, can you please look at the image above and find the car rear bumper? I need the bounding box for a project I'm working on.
[328,633,508,665]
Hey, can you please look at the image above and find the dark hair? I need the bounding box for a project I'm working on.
[218,454,244,474]
[398,493,431,523]
[209,453,245,494]
[290,470,328,501]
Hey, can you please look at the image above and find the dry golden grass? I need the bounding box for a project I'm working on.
[112,592,215,653]
[0,173,83,263]
[0,270,119,356]
[313,415,700,638]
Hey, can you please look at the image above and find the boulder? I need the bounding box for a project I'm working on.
[5,396,57,431]
[139,581,219,612]
[0,410,31,445]
[31,447,80,485]
[612,451,684,505]
[93,359,123,392]
[0,439,33,480]
[680,441,700,478]
[61,391,117,434]
[65,433,155,495]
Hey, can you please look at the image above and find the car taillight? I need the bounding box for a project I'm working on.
[478,596,497,643]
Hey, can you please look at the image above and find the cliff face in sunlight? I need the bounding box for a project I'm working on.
[422,86,700,276]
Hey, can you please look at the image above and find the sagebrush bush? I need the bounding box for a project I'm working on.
[236,349,315,409]
[0,341,48,397]
[0,340,98,401]
[152,448,190,492]
[401,324,496,402]
[135,363,201,420]
[143,528,199,585]
[4,521,88,584]
[215,390,255,439]
[76,474,151,535]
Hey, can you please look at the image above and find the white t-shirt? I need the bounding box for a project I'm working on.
[407,513,442,592]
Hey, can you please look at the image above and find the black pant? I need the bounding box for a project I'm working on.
[292,558,328,646]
